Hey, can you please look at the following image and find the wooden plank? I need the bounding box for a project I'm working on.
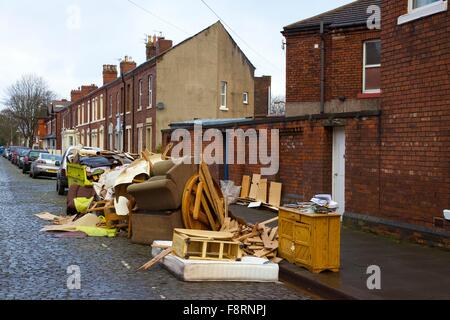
[174,229,234,240]
[193,182,204,221]
[256,179,268,203]
[248,174,261,200]
[138,248,173,271]
[269,227,279,241]
[201,195,219,231]
[240,175,251,198]
[268,182,282,208]
[257,217,279,228]
[200,163,224,224]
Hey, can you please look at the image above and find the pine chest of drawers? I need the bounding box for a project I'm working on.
[278,208,341,274]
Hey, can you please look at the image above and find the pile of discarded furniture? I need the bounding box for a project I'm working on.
[36,144,341,280]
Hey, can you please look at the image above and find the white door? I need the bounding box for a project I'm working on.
[332,127,346,216]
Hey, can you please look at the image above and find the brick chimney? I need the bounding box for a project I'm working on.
[120,56,137,76]
[71,89,83,102]
[146,35,173,61]
[81,84,98,96]
[103,65,118,85]
[71,85,98,102]
[254,76,272,117]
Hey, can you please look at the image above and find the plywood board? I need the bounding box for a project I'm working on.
[256,179,268,203]
[248,174,261,200]
[174,229,234,240]
[268,182,282,208]
[240,176,251,198]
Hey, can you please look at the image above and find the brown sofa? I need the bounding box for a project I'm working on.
[127,159,198,244]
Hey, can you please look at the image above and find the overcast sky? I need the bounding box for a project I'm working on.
[0,0,353,102]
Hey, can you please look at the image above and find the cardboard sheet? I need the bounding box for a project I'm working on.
[40,214,102,232]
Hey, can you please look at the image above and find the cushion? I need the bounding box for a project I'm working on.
[152,160,175,177]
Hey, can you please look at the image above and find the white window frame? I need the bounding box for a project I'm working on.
[398,0,447,25]
[82,103,85,124]
[363,40,381,94]
[243,92,249,105]
[220,81,228,111]
[109,95,113,119]
[147,75,153,109]
[116,92,120,116]
[100,95,104,120]
[138,79,143,111]
[87,101,90,124]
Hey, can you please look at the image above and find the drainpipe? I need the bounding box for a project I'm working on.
[121,74,126,152]
[320,21,326,115]
[132,73,135,154]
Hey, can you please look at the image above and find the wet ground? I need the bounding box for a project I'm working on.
[0,157,309,300]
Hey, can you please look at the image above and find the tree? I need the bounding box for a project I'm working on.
[3,75,54,147]
[270,95,286,116]
[0,109,20,146]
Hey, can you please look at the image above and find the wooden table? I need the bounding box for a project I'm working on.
[278,207,341,274]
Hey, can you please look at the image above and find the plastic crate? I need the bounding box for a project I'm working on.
[67,163,93,187]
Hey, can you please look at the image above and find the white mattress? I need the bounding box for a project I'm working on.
[152,241,279,283]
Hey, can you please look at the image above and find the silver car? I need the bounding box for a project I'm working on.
[30,153,62,179]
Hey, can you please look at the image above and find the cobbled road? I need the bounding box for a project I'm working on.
[0,158,308,300]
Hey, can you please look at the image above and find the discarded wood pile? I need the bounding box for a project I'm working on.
[221,216,282,264]
[237,174,283,212]
[180,163,283,264]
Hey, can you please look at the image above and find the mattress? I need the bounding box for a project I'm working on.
[152,241,279,282]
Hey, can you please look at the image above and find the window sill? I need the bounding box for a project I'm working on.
[358,92,381,99]
[219,106,229,112]
[398,1,448,25]
[147,106,153,110]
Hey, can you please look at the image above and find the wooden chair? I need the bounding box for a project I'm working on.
[87,200,130,230]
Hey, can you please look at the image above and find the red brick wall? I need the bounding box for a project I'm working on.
[380,0,450,228]
[286,31,322,103]
[285,27,381,112]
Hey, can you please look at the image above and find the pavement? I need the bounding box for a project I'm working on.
[0,157,309,300]
[230,204,450,300]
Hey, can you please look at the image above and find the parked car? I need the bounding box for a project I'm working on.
[3,147,9,158]
[30,153,62,179]
[56,146,101,195]
[11,147,28,165]
[0,146,4,156]
[18,148,31,169]
[22,149,49,174]
[8,146,19,161]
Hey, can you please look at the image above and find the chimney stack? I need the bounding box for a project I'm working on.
[103,65,118,85]
[70,85,98,102]
[71,89,83,102]
[145,35,173,61]
[120,56,137,76]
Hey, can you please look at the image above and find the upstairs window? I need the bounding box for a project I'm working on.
[413,0,440,9]
[399,0,447,24]
[220,81,228,110]
[109,95,113,118]
[138,79,143,111]
[148,75,153,109]
[243,92,249,105]
[363,40,381,93]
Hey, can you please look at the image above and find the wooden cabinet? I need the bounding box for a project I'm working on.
[278,208,341,273]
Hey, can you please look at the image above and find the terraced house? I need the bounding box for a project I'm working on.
[164,0,449,248]
[59,21,271,154]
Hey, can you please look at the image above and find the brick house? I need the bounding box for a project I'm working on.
[43,100,70,151]
[163,0,450,248]
[61,21,271,154]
